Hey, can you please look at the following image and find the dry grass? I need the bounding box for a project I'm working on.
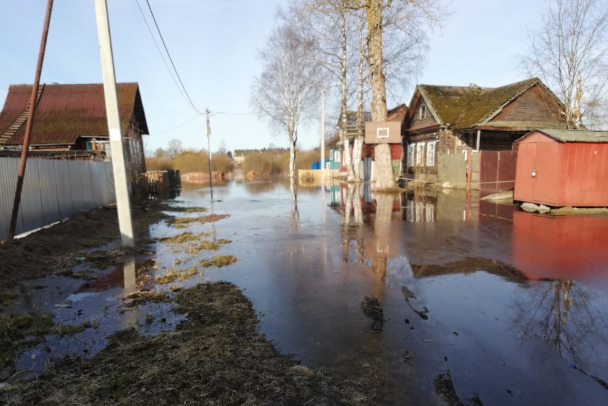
[3,282,374,405]
[122,290,172,307]
[155,266,201,285]
[0,313,98,371]
[157,232,208,244]
[173,214,230,229]
[200,255,238,268]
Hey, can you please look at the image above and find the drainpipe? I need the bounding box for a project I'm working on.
[476,129,481,151]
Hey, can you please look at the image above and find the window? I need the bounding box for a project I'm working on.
[426,141,436,166]
[419,105,426,119]
[407,144,415,167]
[416,143,425,166]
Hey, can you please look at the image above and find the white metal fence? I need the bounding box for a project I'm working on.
[0,158,115,240]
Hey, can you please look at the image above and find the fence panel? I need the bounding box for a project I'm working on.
[0,158,115,240]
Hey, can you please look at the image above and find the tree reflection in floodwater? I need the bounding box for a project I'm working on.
[514,278,608,371]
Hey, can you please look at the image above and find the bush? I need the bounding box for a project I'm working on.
[211,153,234,174]
[173,151,209,173]
[145,157,174,171]
[243,151,282,175]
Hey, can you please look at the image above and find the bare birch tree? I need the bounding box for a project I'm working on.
[522,0,608,129]
[251,23,320,207]
[290,0,360,181]
[347,0,443,189]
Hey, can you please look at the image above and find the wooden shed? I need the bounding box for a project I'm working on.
[514,129,608,207]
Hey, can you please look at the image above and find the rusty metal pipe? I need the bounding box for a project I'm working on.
[8,0,54,241]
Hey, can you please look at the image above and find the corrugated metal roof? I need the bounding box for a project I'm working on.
[0,83,149,146]
[537,129,608,143]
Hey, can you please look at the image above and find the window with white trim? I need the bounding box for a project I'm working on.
[407,144,415,167]
[426,141,436,166]
[415,143,425,167]
[419,104,426,119]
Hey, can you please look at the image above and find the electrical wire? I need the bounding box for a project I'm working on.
[134,0,187,103]
[143,0,203,115]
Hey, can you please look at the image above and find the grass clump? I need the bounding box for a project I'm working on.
[200,255,238,268]
[51,320,99,337]
[0,313,98,370]
[123,290,171,307]
[173,214,230,229]
[155,266,200,284]
[2,282,375,405]
[158,232,208,244]
[0,289,19,308]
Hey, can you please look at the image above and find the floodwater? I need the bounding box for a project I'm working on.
[8,178,608,405]
[171,180,608,405]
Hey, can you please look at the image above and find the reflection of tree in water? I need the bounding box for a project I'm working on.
[242,181,278,195]
[515,280,608,366]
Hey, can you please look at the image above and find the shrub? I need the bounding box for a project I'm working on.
[211,153,234,174]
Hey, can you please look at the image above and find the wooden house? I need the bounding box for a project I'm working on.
[403,78,568,184]
[0,83,149,174]
[514,129,608,207]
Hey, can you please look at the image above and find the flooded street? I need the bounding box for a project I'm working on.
[172,180,608,405]
[4,178,608,405]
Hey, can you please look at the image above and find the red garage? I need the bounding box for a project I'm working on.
[514,129,608,207]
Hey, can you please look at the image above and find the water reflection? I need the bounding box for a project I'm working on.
[512,211,608,285]
[175,180,608,404]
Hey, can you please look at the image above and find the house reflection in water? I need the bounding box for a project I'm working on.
[512,211,608,286]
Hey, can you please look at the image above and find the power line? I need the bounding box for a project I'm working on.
[134,0,187,103]
[143,0,203,115]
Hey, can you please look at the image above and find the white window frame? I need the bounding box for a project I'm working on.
[415,143,425,167]
[419,105,426,119]
[407,144,415,167]
[426,141,436,166]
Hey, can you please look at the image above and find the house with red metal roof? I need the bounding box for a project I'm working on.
[0,82,149,174]
[403,78,569,186]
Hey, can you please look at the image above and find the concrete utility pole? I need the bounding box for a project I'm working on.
[206,109,213,200]
[7,0,54,241]
[95,0,135,247]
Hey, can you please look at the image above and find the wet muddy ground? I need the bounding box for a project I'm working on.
[2,179,608,405]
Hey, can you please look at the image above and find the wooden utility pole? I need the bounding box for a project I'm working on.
[7,0,54,241]
[94,0,135,247]
[206,109,213,200]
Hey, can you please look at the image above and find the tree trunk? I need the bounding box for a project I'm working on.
[374,143,394,189]
[353,137,364,180]
[354,11,366,182]
[366,0,394,189]
[340,5,356,181]
[366,0,387,123]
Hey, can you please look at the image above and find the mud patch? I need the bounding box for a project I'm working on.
[361,295,384,333]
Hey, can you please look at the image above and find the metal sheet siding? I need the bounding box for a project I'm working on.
[515,130,608,206]
[560,142,608,206]
[0,159,20,235]
[0,158,115,240]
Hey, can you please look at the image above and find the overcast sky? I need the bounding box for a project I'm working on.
[0,0,549,155]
